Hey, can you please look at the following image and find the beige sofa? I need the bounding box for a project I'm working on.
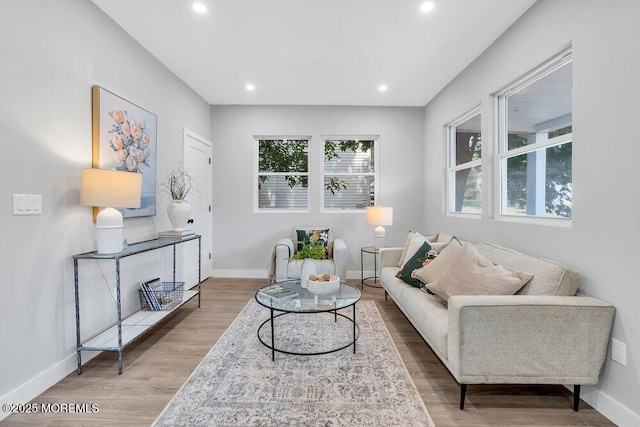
[379,234,615,411]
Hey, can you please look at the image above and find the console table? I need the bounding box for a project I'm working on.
[73,235,201,375]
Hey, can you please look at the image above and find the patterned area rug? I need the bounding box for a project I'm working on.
[154,299,433,426]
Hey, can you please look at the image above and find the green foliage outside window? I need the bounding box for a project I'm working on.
[258,139,373,194]
[506,133,572,218]
[454,133,482,212]
[258,139,309,189]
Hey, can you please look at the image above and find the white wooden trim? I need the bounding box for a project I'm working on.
[499,133,572,160]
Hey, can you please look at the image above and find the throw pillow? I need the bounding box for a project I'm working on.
[397,231,439,267]
[296,229,330,259]
[400,233,428,269]
[396,241,432,287]
[425,243,534,302]
[413,237,463,285]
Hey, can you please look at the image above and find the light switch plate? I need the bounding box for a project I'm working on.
[13,194,42,215]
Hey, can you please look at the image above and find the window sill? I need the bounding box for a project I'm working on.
[321,209,367,214]
[495,214,572,228]
[255,209,311,214]
[447,212,482,220]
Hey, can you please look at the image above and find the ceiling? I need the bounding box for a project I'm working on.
[90,0,537,107]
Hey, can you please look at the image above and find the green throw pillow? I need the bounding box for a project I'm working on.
[396,241,432,287]
[296,229,330,259]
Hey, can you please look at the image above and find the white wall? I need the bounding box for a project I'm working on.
[423,0,640,425]
[0,0,211,416]
[210,105,425,278]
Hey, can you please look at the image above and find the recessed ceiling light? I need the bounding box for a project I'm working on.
[378,84,388,92]
[420,2,435,13]
[246,84,256,92]
[193,2,207,14]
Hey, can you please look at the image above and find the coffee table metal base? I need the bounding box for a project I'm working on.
[257,305,360,361]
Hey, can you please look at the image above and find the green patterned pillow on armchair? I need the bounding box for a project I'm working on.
[295,229,330,259]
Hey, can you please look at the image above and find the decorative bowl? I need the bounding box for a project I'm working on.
[306,274,340,296]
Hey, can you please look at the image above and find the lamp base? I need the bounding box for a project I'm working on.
[96,207,124,254]
[374,225,386,249]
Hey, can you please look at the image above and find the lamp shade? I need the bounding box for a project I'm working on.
[81,168,142,208]
[366,206,393,226]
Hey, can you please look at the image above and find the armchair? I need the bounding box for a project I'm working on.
[272,226,347,283]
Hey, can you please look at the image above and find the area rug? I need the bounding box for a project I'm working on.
[154,299,434,426]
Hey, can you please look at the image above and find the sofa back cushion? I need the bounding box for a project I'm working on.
[476,242,579,296]
[398,231,439,267]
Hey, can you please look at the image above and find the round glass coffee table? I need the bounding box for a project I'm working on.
[255,279,361,361]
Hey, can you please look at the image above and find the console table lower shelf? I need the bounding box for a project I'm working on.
[79,289,199,351]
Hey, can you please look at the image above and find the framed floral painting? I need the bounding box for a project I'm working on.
[92,85,157,218]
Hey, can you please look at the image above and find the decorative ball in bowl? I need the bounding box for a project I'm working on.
[306,274,340,296]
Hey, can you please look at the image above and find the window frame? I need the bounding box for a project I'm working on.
[494,47,573,225]
[446,105,482,217]
[320,135,379,213]
[254,135,311,213]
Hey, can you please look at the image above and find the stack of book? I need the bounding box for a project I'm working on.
[258,285,299,301]
[139,278,184,311]
[158,229,195,239]
[139,278,162,311]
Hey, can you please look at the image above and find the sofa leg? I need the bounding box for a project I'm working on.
[460,384,467,410]
[574,385,580,411]
[384,290,388,301]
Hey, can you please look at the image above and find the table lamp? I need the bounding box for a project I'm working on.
[366,206,393,249]
[81,168,142,254]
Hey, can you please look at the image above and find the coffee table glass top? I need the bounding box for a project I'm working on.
[255,279,361,313]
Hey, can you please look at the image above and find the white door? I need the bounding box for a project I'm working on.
[183,129,213,287]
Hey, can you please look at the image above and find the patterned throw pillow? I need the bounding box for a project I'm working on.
[395,241,432,287]
[296,229,330,259]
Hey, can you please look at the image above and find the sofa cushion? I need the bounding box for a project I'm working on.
[476,242,579,296]
[413,237,463,285]
[398,232,439,267]
[396,241,432,287]
[401,287,448,358]
[381,266,411,302]
[425,243,533,302]
[287,259,335,278]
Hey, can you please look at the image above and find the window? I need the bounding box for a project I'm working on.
[322,137,378,210]
[447,107,482,214]
[256,137,310,211]
[496,49,572,219]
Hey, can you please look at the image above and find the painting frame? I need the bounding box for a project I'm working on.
[92,85,157,219]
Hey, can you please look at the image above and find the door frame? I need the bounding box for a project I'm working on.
[183,128,213,280]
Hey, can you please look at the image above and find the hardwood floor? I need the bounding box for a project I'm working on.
[3,278,615,426]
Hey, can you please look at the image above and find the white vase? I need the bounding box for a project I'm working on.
[167,199,191,231]
[300,258,317,289]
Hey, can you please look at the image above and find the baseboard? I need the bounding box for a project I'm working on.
[211,269,365,280]
[211,269,268,279]
[572,384,640,427]
[0,351,99,422]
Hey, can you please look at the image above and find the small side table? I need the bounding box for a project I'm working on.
[361,246,383,289]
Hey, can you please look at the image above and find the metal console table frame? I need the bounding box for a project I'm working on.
[73,235,201,375]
